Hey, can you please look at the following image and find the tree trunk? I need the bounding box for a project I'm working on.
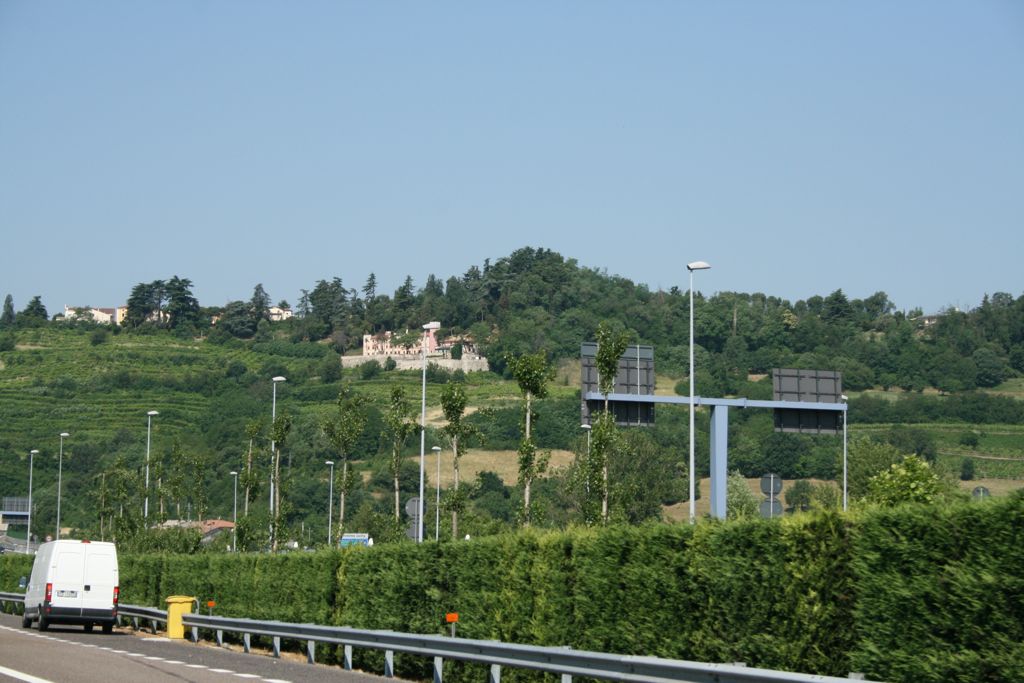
[340,459,348,535]
[272,448,280,552]
[244,438,253,516]
[393,452,401,522]
[523,392,533,524]
[602,396,610,523]
[451,437,460,540]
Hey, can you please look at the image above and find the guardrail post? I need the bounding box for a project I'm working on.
[216,629,224,646]
[433,655,443,683]
[343,644,353,670]
[561,675,571,683]
[489,663,501,683]
[384,649,394,678]
[243,633,251,653]
[306,640,315,664]
[150,618,158,635]
[191,626,198,642]
[131,616,139,631]
[272,636,281,658]
[849,674,865,680]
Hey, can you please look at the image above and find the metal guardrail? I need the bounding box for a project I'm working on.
[117,604,168,635]
[0,591,25,606]
[0,592,872,682]
[181,613,874,683]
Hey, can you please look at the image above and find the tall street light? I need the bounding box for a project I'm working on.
[269,375,286,532]
[687,260,711,525]
[56,432,70,540]
[27,449,38,553]
[144,410,158,520]
[325,460,335,547]
[419,321,441,543]
[841,394,849,512]
[229,470,238,551]
[433,446,442,541]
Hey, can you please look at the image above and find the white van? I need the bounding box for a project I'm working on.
[22,539,119,633]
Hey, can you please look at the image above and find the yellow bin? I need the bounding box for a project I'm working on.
[165,596,196,639]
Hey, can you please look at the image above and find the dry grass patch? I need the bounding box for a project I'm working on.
[409,448,575,488]
[959,477,1024,496]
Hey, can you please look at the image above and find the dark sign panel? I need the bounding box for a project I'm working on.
[772,368,843,434]
[581,343,655,426]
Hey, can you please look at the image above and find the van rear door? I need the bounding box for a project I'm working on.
[82,545,118,612]
[52,545,86,613]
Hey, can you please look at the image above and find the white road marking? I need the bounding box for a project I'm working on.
[144,655,166,661]
[233,675,260,679]
[210,668,234,673]
[0,664,56,683]
[186,664,209,668]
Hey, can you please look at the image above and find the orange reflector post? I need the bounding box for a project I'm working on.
[207,601,216,608]
[445,613,459,623]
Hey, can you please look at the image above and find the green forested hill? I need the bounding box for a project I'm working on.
[1,247,1023,548]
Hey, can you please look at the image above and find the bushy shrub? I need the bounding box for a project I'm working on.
[359,359,382,380]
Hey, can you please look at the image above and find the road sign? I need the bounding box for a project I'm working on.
[760,499,783,519]
[972,486,990,499]
[406,497,420,518]
[760,473,782,497]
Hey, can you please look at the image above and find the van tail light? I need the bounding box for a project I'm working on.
[113,586,119,606]
[45,582,52,603]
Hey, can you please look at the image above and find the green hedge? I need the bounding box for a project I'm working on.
[2,494,1021,682]
[849,497,1024,682]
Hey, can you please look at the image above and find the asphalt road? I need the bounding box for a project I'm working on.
[0,612,390,683]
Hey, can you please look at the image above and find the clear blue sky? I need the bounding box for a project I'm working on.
[2,1,1021,316]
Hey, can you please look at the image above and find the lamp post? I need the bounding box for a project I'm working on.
[144,410,158,520]
[27,449,38,553]
[433,446,442,541]
[841,394,849,512]
[56,432,69,540]
[325,460,335,547]
[269,375,286,545]
[229,471,238,551]
[686,260,711,524]
[419,321,441,543]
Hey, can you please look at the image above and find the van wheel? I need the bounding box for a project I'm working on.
[84,623,94,632]
[102,623,113,634]
[21,614,31,629]
[37,613,49,631]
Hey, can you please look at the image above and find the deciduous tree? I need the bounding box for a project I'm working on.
[383,387,417,522]
[506,350,553,524]
[321,386,367,540]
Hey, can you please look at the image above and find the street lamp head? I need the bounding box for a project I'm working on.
[229,471,238,476]
[325,460,334,466]
[432,446,441,453]
[147,410,159,416]
[580,424,592,431]
[422,321,441,331]
[686,261,711,272]
[272,376,286,383]
[840,394,849,401]
[30,449,39,455]
[60,432,70,438]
